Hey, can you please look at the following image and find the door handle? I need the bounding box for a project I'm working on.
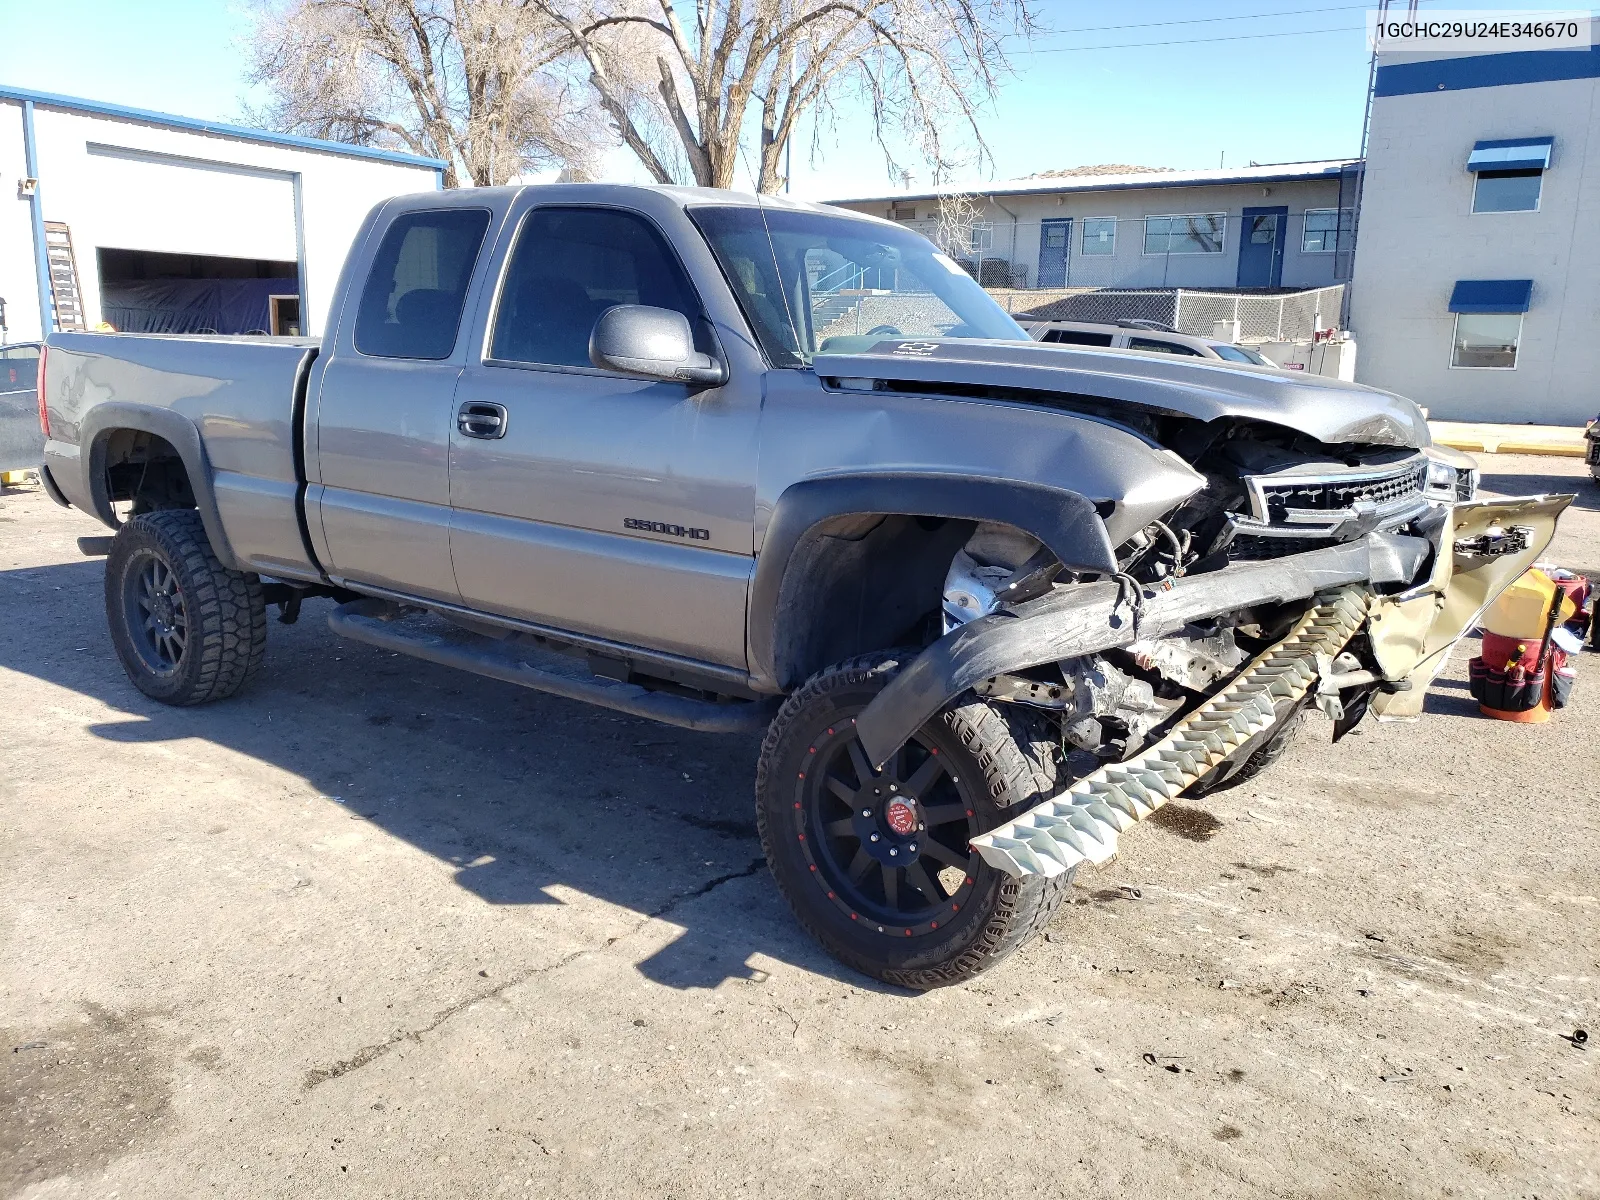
[457,401,508,439]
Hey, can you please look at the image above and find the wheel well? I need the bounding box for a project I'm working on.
[101,430,195,516]
[771,513,976,691]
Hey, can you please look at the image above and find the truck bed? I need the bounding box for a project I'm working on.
[44,332,320,577]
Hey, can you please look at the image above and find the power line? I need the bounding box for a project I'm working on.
[1018,23,1367,54]
[1034,3,1373,37]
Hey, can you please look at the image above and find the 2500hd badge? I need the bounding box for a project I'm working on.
[624,517,712,540]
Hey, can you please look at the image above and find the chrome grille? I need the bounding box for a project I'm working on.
[1258,461,1427,520]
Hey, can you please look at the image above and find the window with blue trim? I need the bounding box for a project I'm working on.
[1469,138,1551,213]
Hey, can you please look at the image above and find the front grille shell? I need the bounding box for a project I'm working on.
[1228,454,1434,560]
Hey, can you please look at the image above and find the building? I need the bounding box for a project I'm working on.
[1349,41,1600,425]
[0,86,444,343]
[826,161,1359,295]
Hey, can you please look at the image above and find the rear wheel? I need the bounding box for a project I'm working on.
[104,510,266,705]
[757,652,1074,989]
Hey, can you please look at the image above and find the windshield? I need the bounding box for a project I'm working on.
[1212,343,1272,366]
[689,205,1027,368]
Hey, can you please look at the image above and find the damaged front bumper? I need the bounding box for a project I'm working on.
[852,494,1573,879]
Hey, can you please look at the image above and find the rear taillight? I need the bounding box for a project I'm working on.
[36,343,48,438]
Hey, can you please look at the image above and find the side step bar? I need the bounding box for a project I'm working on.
[970,587,1372,877]
[328,599,778,734]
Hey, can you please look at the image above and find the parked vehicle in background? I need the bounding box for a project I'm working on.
[36,185,1570,989]
[1020,318,1275,365]
[0,341,44,473]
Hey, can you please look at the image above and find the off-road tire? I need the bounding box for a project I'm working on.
[756,651,1075,990]
[105,510,267,705]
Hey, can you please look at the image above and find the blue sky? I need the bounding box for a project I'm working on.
[0,0,1555,198]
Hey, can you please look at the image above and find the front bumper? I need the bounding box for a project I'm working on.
[854,494,1573,879]
[854,531,1432,769]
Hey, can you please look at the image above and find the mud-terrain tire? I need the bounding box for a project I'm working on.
[104,510,266,705]
[757,651,1075,990]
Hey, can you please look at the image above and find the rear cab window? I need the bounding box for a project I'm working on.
[355,208,492,359]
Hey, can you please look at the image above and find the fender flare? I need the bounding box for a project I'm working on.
[78,403,241,571]
[747,473,1118,690]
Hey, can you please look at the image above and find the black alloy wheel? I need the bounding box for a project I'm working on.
[757,652,1075,989]
[124,553,189,674]
[104,509,267,706]
[799,722,979,937]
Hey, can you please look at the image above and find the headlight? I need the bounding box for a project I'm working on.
[1424,457,1457,501]
[1423,449,1477,502]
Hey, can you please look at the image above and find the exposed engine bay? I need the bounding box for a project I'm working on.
[937,421,1475,775]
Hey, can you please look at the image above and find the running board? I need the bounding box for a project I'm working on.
[970,587,1372,878]
[327,600,778,734]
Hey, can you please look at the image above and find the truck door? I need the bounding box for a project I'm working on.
[446,203,758,670]
[310,205,494,601]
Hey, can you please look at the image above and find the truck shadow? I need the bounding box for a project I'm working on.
[0,558,902,994]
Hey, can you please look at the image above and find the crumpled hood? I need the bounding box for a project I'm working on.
[812,339,1430,449]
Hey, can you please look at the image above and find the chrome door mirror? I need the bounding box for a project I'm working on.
[589,305,726,387]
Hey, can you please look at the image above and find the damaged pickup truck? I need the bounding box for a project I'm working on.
[38,186,1571,988]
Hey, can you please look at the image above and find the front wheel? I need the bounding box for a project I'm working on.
[756,652,1074,989]
[104,510,267,705]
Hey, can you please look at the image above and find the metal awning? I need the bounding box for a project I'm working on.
[1448,279,1533,313]
[1467,137,1553,172]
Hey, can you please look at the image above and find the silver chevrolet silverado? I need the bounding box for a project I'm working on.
[38,185,1569,988]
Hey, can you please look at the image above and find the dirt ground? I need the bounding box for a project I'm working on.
[2,454,1597,1199]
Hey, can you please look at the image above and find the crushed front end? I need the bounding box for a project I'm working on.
[854,415,1573,879]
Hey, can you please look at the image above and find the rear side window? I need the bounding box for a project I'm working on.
[355,208,491,359]
[1127,337,1202,356]
[1042,329,1114,346]
[490,207,707,369]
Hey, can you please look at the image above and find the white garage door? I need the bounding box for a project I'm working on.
[85,144,298,262]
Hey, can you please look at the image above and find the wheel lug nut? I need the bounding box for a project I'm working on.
[861,809,872,818]
[888,784,898,792]
[869,833,880,842]
[909,844,917,853]
[889,848,898,856]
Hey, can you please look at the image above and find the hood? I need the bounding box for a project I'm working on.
[812,339,1430,450]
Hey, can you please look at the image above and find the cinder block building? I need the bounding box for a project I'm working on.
[1349,41,1600,424]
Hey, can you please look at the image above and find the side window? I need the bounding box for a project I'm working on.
[1127,337,1202,356]
[491,207,706,370]
[354,209,492,360]
[1043,329,1114,346]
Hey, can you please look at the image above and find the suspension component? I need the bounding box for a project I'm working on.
[970,587,1373,878]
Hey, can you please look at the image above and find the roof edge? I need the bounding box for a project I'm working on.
[0,84,448,171]
[823,160,1360,207]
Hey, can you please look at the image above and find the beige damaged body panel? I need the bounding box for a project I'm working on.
[1369,494,1574,719]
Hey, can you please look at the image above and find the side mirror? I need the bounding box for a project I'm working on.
[589,305,726,386]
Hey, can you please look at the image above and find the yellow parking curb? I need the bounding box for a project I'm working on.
[1429,422,1587,458]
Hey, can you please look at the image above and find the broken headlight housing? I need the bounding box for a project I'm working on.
[1423,448,1478,502]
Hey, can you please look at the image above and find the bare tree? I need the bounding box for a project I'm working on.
[549,0,1036,193]
[244,0,604,187]
[933,190,982,258]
